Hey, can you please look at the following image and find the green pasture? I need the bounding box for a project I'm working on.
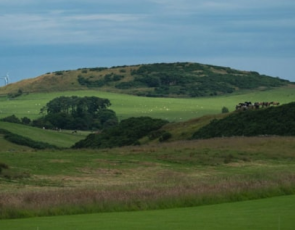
[0,121,89,148]
[0,87,294,122]
[0,195,294,230]
[1,136,295,192]
[1,86,295,226]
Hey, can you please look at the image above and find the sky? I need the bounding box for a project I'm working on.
[0,0,295,86]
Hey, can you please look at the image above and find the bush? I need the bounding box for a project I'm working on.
[0,115,21,124]
[159,132,172,142]
[221,107,229,113]
[0,162,9,173]
[21,117,31,125]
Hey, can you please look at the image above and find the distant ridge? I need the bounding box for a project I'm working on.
[0,62,293,97]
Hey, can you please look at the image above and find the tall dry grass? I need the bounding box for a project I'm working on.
[1,171,295,219]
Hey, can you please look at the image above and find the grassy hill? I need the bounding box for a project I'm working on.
[0,86,294,149]
[0,63,295,220]
[0,62,293,97]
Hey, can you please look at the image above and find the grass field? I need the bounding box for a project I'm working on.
[0,86,294,122]
[1,85,295,227]
[0,121,89,148]
[0,195,294,230]
[1,136,295,219]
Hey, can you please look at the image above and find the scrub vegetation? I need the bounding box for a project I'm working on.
[1,62,293,97]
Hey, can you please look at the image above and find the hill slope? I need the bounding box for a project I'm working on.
[1,62,292,97]
[192,102,295,139]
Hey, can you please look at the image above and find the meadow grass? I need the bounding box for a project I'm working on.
[0,195,294,230]
[1,136,295,219]
[0,87,294,121]
[0,87,295,222]
[0,121,89,148]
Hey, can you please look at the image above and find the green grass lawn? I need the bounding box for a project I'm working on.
[0,87,294,122]
[0,195,294,230]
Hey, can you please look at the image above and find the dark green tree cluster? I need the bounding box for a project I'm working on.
[192,102,295,139]
[73,116,169,148]
[0,115,32,125]
[35,96,118,130]
[117,63,290,97]
[76,63,292,98]
[78,74,124,88]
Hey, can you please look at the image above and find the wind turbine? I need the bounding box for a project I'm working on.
[5,73,9,85]
[1,72,9,85]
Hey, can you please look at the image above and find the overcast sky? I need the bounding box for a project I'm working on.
[0,0,295,85]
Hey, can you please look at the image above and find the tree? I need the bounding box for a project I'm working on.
[21,117,31,125]
[34,96,117,130]
[0,115,21,124]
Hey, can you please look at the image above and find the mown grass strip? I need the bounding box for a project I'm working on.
[0,195,294,230]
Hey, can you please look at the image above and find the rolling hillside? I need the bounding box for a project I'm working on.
[0,62,293,97]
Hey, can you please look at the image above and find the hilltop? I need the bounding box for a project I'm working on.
[0,62,292,97]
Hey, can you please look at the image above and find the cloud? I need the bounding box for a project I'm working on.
[0,0,294,59]
[0,10,149,45]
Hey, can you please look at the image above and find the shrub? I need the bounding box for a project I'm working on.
[21,117,31,125]
[0,162,9,173]
[221,107,229,113]
[159,132,172,142]
[0,115,21,124]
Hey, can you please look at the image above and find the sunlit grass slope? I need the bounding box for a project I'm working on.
[0,121,89,148]
[0,86,294,122]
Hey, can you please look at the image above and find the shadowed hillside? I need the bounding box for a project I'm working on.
[192,102,295,139]
[0,62,292,97]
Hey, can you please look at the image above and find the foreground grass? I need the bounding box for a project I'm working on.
[0,136,295,219]
[0,195,294,230]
